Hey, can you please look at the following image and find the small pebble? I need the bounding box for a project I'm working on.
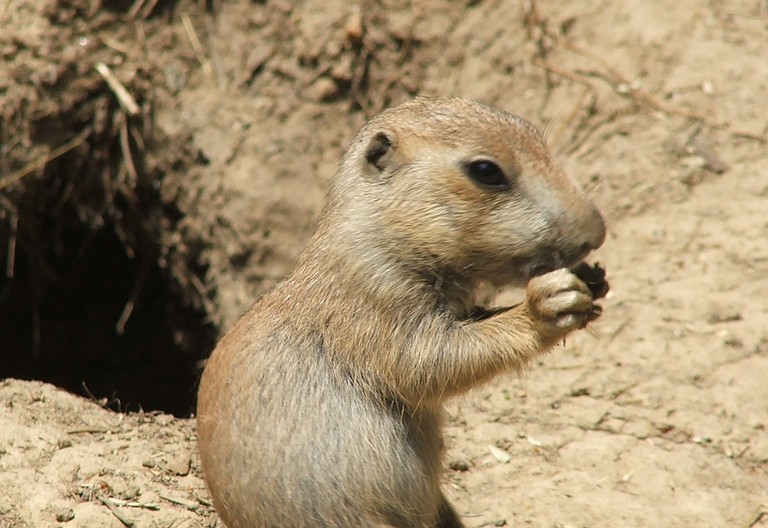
[55,508,75,522]
[448,459,470,471]
[305,77,338,102]
[488,445,511,463]
[165,453,192,476]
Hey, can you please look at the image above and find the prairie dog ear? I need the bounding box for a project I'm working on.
[362,130,397,177]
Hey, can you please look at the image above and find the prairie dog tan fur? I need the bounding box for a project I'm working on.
[197,97,607,528]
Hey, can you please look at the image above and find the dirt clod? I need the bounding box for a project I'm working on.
[55,508,75,522]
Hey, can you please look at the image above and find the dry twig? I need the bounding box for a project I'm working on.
[0,128,91,191]
[128,0,160,19]
[119,114,140,186]
[159,493,200,510]
[743,505,768,528]
[95,63,140,116]
[99,496,136,528]
[66,428,113,434]
[0,195,18,278]
[532,58,595,90]
[116,256,151,335]
[181,13,217,85]
[108,498,161,511]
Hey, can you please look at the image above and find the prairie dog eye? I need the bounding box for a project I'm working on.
[463,159,508,189]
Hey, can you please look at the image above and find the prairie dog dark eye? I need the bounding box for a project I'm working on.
[464,159,508,189]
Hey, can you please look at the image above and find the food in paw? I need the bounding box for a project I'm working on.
[571,262,609,300]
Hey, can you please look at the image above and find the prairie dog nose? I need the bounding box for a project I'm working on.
[559,201,606,260]
[581,206,606,252]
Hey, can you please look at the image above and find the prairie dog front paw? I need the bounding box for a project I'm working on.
[526,268,601,343]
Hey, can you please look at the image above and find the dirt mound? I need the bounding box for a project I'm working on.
[1,0,767,526]
[0,379,213,527]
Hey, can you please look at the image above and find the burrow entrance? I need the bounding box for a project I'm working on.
[1,45,218,416]
[0,217,216,417]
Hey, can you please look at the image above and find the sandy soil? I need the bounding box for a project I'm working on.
[1,0,767,526]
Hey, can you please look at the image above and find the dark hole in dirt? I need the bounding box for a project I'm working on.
[98,0,214,18]
[0,0,225,417]
[0,216,217,417]
[1,114,217,418]
[0,219,216,418]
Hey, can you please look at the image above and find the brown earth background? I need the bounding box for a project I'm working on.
[1,0,767,526]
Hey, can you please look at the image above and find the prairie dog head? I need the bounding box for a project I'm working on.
[327,97,606,289]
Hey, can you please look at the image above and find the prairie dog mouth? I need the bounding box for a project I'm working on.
[520,256,609,300]
[524,260,561,279]
[482,247,594,288]
[522,247,592,279]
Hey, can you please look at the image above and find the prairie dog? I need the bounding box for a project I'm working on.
[197,97,607,528]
